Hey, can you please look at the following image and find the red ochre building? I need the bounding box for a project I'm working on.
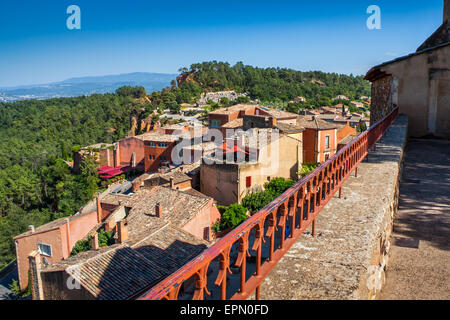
[73,124,203,176]
[208,104,298,134]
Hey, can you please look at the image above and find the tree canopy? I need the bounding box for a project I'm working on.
[0,91,155,268]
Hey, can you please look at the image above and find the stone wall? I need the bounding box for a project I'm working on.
[370,75,394,126]
[368,45,450,137]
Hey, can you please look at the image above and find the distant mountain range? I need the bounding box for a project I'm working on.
[0,72,178,102]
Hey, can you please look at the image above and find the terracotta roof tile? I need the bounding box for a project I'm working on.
[42,186,212,300]
[296,116,338,130]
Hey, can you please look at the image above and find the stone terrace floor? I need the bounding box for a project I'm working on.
[380,139,450,300]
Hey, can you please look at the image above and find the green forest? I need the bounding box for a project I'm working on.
[0,93,156,268]
[0,61,371,269]
[174,61,371,105]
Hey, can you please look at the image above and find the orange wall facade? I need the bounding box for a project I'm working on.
[317,129,337,163]
[302,128,337,163]
[144,141,176,172]
[337,124,357,143]
[302,129,317,163]
[14,210,100,291]
[182,200,221,241]
[117,137,146,170]
[208,106,257,128]
[209,114,233,128]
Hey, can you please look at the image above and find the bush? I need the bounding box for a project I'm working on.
[220,204,248,230]
[357,122,367,133]
[9,273,32,298]
[212,221,221,233]
[70,229,115,256]
[70,239,91,256]
[216,205,229,214]
[9,279,22,297]
[241,189,278,213]
[299,162,320,176]
[71,145,81,153]
[241,177,296,213]
[236,96,250,104]
[168,101,181,114]
[98,229,115,247]
[116,86,146,98]
[264,177,296,195]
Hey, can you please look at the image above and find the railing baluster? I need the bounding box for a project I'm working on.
[289,193,298,238]
[279,201,288,248]
[193,264,211,300]
[252,221,264,300]
[266,211,277,262]
[298,186,305,230]
[235,232,250,295]
[215,246,232,300]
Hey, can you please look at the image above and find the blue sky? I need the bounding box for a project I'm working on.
[0,0,444,87]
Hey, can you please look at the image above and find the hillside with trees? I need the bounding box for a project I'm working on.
[0,91,156,268]
[172,61,370,107]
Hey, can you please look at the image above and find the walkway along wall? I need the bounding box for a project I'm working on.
[138,108,405,300]
[260,115,409,299]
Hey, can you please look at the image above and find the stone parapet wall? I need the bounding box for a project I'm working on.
[260,115,408,300]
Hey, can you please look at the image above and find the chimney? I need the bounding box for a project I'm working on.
[91,233,99,250]
[96,195,102,223]
[65,218,71,257]
[114,143,120,167]
[117,220,128,243]
[29,225,35,233]
[268,116,276,127]
[170,177,175,189]
[28,250,43,300]
[203,227,211,241]
[132,180,141,192]
[155,202,162,218]
[445,0,450,23]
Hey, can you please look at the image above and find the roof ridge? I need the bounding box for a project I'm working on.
[160,185,212,201]
[129,222,171,250]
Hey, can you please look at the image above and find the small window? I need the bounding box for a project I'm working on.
[149,142,156,147]
[158,143,167,148]
[38,243,52,257]
[210,120,220,128]
[246,176,252,188]
[325,135,330,149]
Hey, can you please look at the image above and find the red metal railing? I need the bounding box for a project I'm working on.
[138,107,399,300]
